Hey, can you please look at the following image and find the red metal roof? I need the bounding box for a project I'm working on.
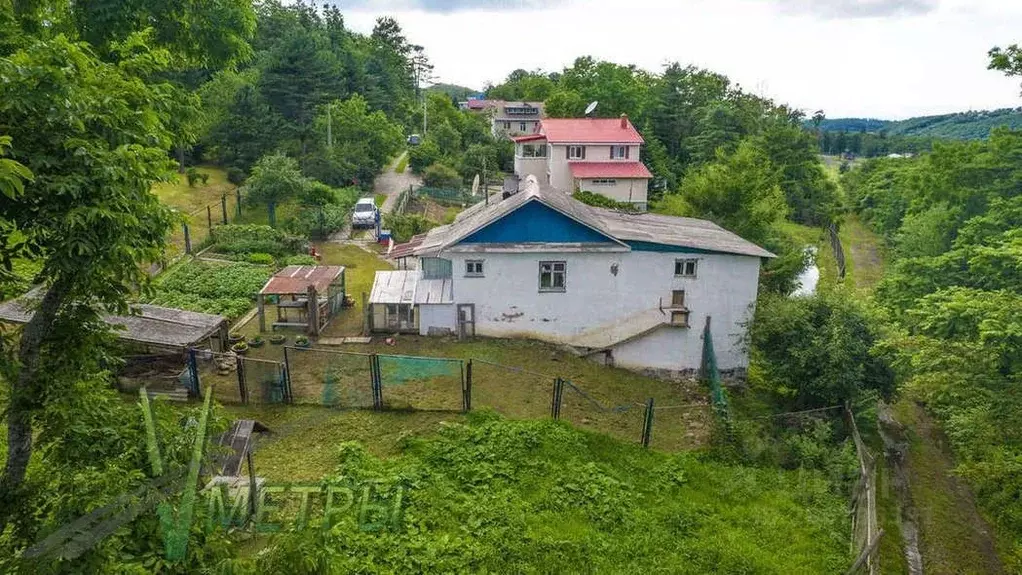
[539,117,644,144]
[259,265,345,295]
[569,162,653,179]
[466,99,497,110]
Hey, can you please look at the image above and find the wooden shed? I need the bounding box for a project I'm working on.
[257,265,346,335]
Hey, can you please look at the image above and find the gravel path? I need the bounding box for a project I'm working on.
[377,151,420,215]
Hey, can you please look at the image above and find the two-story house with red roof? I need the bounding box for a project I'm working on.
[513,114,653,210]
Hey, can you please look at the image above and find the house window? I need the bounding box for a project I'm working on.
[590,178,617,185]
[522,144,547,158]
[611,145,629,159]
[539,261,566,292]
[504,121,511,129]
[671,290,686,308]
[568,145,586,160]
[519,122,527,132]
[670,310,690,327]
[465,260,484,277]
[674,258,698,277]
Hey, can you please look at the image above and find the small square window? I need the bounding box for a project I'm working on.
[539,261,566,292]
[519,122,527,132]
[674,258,698,277]
[671,290,686,308]
[466,260,484,277]
[670,311,690,327]
[611,145,629,159]
[568,145,586,160]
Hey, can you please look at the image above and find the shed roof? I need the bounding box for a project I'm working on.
[568,308,669,350]
[369,270,453,305]
[392,176,775,259]
[259,265,344,295]
[0,299,226,350]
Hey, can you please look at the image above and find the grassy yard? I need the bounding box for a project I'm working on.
[151,166,240,257]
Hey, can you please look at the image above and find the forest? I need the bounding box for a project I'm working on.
[1,0,1021,572]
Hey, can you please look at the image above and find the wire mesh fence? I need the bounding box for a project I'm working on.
[378,354,464,411]
[469,359,556,420]
[558,379,649,446]
[284,347,375,408]
[166,191,242,258]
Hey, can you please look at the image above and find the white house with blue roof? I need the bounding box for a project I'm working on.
[375,176,775,376]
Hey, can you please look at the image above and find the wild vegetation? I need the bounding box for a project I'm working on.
[840,129,1022,569]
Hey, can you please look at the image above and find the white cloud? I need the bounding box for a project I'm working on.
[770,0,939,19]
[340,0,1022,118]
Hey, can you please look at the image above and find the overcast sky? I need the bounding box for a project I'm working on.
[332,0,1022,119]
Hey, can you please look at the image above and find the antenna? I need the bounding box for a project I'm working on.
[584,101,598,116]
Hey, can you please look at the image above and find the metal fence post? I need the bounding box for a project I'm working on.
[369,354,383,411]
[183,223,191,254]
[463,360,472,412]
[187,349,199,398]
[221,194,228,225]
[283,346,294,404]
[236,355,247,404]
[641,398,655,448]
[551,378,563,419]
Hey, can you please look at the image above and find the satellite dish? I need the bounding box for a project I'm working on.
[471,174,480,196]
[584,101,598,116]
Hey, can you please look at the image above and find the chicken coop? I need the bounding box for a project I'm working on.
[256,265,346,335]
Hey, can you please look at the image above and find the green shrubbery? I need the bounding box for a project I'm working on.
[421,163,462,189]
[383,213,435,242]
[150,260,272,319]
[210,224,306,259]
[249,414,849,573]
[572,190,637,210]
[226,166,246,185]
[185,166,209,187]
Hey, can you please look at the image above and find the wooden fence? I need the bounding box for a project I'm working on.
[846,405,882,575]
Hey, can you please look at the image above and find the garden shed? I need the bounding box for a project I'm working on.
[0,295,229,353]
[257,265,346,335]
[368,269,455,335]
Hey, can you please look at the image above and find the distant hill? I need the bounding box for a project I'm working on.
[811,108,1022,140]
[427,83,480,101]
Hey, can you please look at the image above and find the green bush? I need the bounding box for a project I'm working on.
[226,166,246,185]
[749,291,895,409]
[246,252,274,265]
[185,167,203,187]
[284,254,318,266]
[383,213,435,242]
[572,190,636,210]
[422,163,462,189]
[210,224,305,257]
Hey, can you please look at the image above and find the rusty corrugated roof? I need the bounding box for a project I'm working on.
[259,265,344,295]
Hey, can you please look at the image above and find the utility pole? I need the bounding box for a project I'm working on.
[422,98,427,135]
[483,157,488,206]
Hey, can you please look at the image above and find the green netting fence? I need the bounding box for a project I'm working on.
[701,318,729,419]
[558,379,649,446]
[284,347,374,408]
[378,354,464,411]
[414,186,475,205]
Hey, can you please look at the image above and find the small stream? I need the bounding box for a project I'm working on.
[877,403,925,575]
[792,246,820,297]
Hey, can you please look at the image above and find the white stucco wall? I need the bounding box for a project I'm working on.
[577,178,648,208]
[514,155,547,183]
[418,303,457,335]
[545,144,645,192]
[443,250,761,370]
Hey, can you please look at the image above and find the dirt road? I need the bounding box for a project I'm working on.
[376,151,421,215]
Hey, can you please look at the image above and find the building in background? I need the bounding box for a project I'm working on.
[459,98,545,138]
[513,115,652,210]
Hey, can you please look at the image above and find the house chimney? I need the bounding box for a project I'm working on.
[620,113,628,129]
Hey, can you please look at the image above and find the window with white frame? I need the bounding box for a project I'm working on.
[465,260,484,277]
[519,122,527,132]
[567,145,586,160]
[674,258,698,277]
[610,145,629,159]
[539,261,566,292]
[504,121,511,129]
[590,178,617,185]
